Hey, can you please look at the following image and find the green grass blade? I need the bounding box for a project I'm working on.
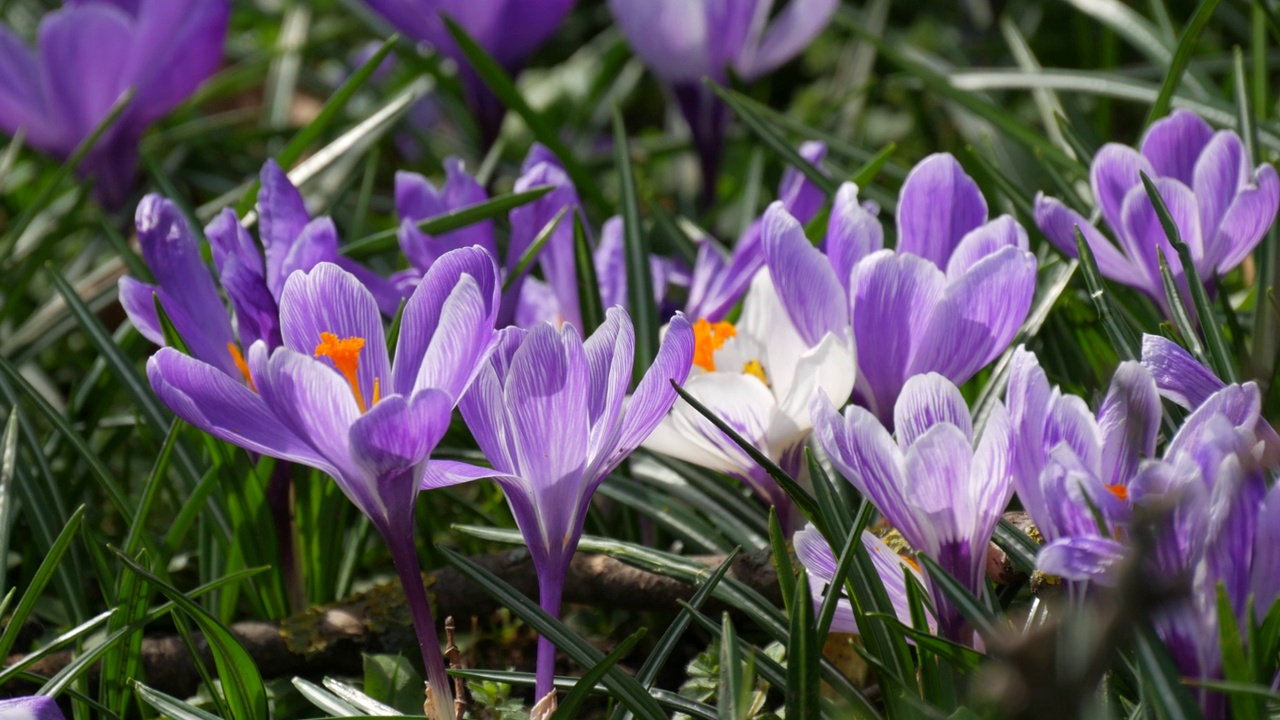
[503,205,569,293]
[0,408,19,594]
[785,572,821,719]
[614,107,659,382]
[1145,0,1223,125]
[1216,584,1261,720]
[768,509,796,616]
[1075,228,1141,361]
[708,82,838,196]
[991,518,1040,575]
[572,212,604,335]
[553,628,647,720]
[1134,625,1204,719]
[133,682,228,720]
[916,554,1001,640]
[718,613,747,720]
[0,505,85,660]
[1157,246,1208,363]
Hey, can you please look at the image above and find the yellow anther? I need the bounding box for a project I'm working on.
[228,343,257,392]
[742,359,768,386]
[692,318,736,372]
[315,332,369,412]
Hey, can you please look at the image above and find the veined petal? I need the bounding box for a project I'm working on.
[1044,393,1103,476]
[738,0,838,78]
[256,347,361,478]
[350,389,453,501]
[280,216,340,281]
[1140,109,1214,187]
[1141,334,1225,409]
[505,323,590,488]
[1097,361,1161,488]
[778,141,829,224]
[1033,193,1138,285]
[147,348,331,472]
[0,695,68,720]
[1166,383,1261,462]
[582,308,634,466]
[1193,131,1249,250]
[909,245,1036,386]
[1006,346,1052,530]
[894,372,974,449]
[761,202,849,347]
[259,159,311,298]
[944,215,1028,280]
[279,262,391,405]
[775,327,856,432]
[896,153,987,268]
[608,0,713,82]
[613,314,695,469]
[824,183,883,298]
[850,250,945,423]
[420,459,513,491]
[903,423,975,561]
[1211,163,1280,273]
[971,400,1015,541]
[459,328,525,476]
[642,368,775,479]
[1090,143,1152,235]
[1251,483,1280,616]
[1037,536,1128,585]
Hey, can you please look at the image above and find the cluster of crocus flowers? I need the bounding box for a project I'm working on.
[1035,110,1280,317]
[357,0,576,142]
[608,0,838,196]
[147,249,500,720]
[0,0,229,208]
[434,308,695,703]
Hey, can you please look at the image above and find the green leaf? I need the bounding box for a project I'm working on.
[503,205,569,293]
[708,82,839,196]
[439,547,668,720]
[1216,583,1261,720]
[343,185,555,257]
[916,554,1001,641]
[991,518,1040,576]
[441,16,601,205]
[0,505,85,661]
[0,408,19,594]
[849,143,898,189]
[1075,227,1141,361]
[1140,171,1237,382]
[450,669,717,719]
[364,654,424,715]
[1145,0,1222,125]
[768,508,796,616]
[113,550,269,719]
[669,380,821,524]
[786,571,821,720]
[134,682,228,720]
[614,107,659,383]
[1157,247,1207,363]
[718,613,748,720]
[597,478,733,553]
[871,614,984,673]
[815,520,862,640]
[573,212,605,335]
[1133,624,1204,720]
[553,628,647,720]
[322,677,405,716]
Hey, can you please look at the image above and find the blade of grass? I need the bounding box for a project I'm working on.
[572,212,604,335]
[768,509,796,616]
[0,505,85,660]
[1145,0,1222,125]
[503,205,569,293]
[708,83,838,196]
[1156,246,1207,363]
[0,409,18,593]
[614,107,659,381]
[1075,228,1141,360]
[553,628,646,720]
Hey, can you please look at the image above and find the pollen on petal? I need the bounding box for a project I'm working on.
[692,318,736,372]
[1105,484,1129,501]
[315,331,368,412]
[227,342,257,392]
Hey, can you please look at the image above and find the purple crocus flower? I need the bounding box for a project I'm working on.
[357,0,576,143]
[0,0,228,208]
[793,523,932,635]
[841,154,1038,425]
[607,0,838,197]
[0,696,66,720]
[437,307,695,702]
[119,161,404,381]
[1035,110,1280,316]
[643,202,856,529]
[812,373,1015,645]
[146,251,501,720]
[1004,347,1160,585]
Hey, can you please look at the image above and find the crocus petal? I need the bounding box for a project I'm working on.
[761,202,848,347]
[1140,109,1214,187]
[395,160,496,272]
[971,399,1014,540]
[38,4,131,147]
[259,159,310,297]
[581,308,634,465]
[1037,536,1128,585]
[594,217,628,311]
[1006,346,1052,529]
[1211,163,1280,273]
[1250,483,1280,614]
[0,696,68,720]
[0,27,54,150]
[794,524,924,634]
[1033,193,1138,284]
[893,372,974,448]
[609,0,713,82]
[778,141,829,224]
[147,348,332,473]
[615,314,696,468]
[1044,393,1103,476]
[459,328,526,476]
[278,262,392,405]
[255,347,362,475]
[1140,334,1225,410]
[896,153,987,269]
[393,246,500,400]
[280,216,339,281]
[349,389,453,492]
[642,369,775,482]
[903,423,975,565]
[1192,131,1250,251]
[420,459,513,491]
[850,250,945,423]
[510,157,582,330]
[775,327,857,432]
[909,245,1036,385]
[824,183,883,298]
[944,215,1028,280]
[122,0,228,122]
[1090,143,1152,235]
[1097,361,1160,488]
[738,0,838,78]
[135,195,238,375]
[505,323,590,491]
[1165,383,1262,463]
[117,276,165,346]
[1119,177,1204,300]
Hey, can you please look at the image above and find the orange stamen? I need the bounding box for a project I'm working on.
[1105,484,1129,501]
[315,332,368,412]
[902,554,921,573]
[692,318,736,372]
[228,343,257,392]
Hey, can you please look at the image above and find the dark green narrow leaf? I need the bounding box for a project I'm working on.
[439,547,667,720]
[0,409,19,594]
[1145,0,1223,125]
[0,506,85,661]
[1216,584,1262,720]
[553,628,647,720]
[134,682,228,720]
[452,669,718,719]
[787,573,821,720]
[670,381,820,523]
[849,143,897,188]
[114,550,269,719]
[572,213,605,335]
[916,554,1000,641]
[1075,227,1140,360]
[1156,247,1208,364]
[768,509,796,615]
[343,185,555,257]
[991,518,1040,576]
[816,521,862,640]
[614,107,659,383]
[1139,171,1238,381]
[503,205,569,293]
[708,82,838,196]
[718,613,747,720]
[808,448,854,544]
[1134,624,1203,720]
[441,16,601,204]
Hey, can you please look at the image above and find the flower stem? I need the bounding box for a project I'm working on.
[266,462,305,614]
[535,570,566,702]
[388,537,454,720]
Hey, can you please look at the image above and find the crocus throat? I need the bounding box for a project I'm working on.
[227,343,257,392]
[1106,484,1128,501]
[314,332,380,412]
[692,318,736,372]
